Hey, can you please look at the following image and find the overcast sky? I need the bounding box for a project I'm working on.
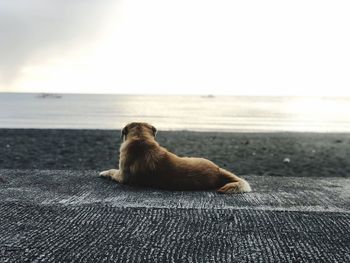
[0,0,349,95]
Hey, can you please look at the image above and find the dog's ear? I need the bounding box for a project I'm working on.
[151,126,157,138]
[121,126,128,141]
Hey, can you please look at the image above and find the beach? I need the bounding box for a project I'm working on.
[1,129,349,177]
[1,129,350,262]
[2,98,350,262]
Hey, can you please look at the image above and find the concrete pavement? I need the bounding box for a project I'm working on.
[0,170,349,262]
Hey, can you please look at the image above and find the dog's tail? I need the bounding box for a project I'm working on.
[217,168,251,194]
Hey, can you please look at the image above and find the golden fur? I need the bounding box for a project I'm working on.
[100,122,251,193]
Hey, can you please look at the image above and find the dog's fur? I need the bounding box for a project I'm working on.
[100,122,251,193]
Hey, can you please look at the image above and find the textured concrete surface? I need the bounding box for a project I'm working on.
[0,170,349,262]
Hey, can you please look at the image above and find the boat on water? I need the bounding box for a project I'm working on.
[37,93,62,99]
[201,94,215,98]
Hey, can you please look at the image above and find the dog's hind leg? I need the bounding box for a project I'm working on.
[99,169,124,183]
[217,168,251,193]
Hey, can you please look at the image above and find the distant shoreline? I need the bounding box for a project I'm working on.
[2,91,350,99]
[4,127,350,134]
[3,127,350,136]
[1,128,349,178]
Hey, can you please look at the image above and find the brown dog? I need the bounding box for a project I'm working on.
[100,122,251,193]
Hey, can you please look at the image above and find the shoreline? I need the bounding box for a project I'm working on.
[1,128,349,177]
[4,127,350,134]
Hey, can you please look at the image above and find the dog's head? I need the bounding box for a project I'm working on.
[121,122,157,141]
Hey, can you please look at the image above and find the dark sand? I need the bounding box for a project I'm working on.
[1,129,349,177]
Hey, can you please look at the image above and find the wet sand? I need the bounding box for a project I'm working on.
[1,129,349,177]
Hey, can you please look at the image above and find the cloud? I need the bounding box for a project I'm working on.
[0,0,117,85]
[1,0,350,95]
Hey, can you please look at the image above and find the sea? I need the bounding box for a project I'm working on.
[1,92,350,132]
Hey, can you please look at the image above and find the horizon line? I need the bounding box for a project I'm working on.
[1,91,350,98]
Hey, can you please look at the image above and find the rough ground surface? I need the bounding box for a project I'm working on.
[1,170,349,262]
[1,129,350,177]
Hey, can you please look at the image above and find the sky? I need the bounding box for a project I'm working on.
[0,0,349,96]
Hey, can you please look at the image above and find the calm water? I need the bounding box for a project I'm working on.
[1,93,350,132]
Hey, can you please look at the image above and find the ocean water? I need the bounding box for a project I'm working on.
[1,93,350,132]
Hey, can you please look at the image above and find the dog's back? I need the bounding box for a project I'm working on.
[122,139,230,190]
[101,122,251,193]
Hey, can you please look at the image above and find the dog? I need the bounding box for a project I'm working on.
[100,122,251,193]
